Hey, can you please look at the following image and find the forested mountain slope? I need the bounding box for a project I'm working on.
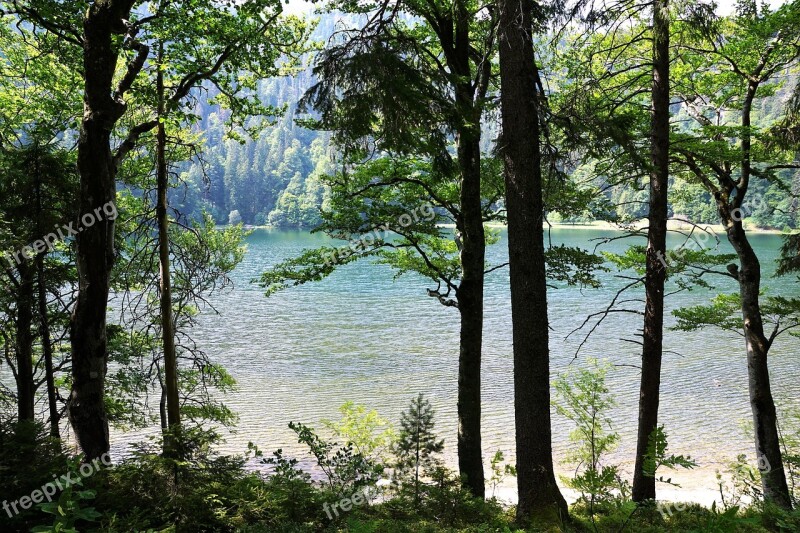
[176,14,798,230]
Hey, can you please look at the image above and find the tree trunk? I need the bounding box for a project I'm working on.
[36,254,60,438]
[157,42,181,431]
[33,145,61,438]
[498,0,568,523]
[632,0,670,503]
[16,261,36,422]
[727,223,792,510]
[69,1,135,460]
[450,0,486,498]
[455,110,486,499]
[720,79,792,510]
[159,385,168,431]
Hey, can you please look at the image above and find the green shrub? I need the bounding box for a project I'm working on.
[94,426,317,532]
[553,358,627,516]
[0,417,70,531]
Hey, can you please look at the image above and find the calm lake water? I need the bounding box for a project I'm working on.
[119,227,799,498]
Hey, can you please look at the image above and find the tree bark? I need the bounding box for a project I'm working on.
[455,124,486,499]
[498,0,568,523]
[36,254,60,438]
[16,261,36,422]
[632,0,670,503]
[157,41,181,431]
[449,0,486,498]
[33,145,61,438]
[728,227,792,510]
[721,80,792,511]
[69,0,138,460]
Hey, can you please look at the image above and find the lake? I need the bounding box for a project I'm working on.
[118,227,799,501]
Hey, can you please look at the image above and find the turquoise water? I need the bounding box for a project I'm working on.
[127,227,800,494]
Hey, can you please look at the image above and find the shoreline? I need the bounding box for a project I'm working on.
[235,220,795,235]
[545,219,791,235]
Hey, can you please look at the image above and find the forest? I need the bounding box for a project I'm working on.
[0,0,799,532]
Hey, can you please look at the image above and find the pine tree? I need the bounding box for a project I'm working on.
[393,393,444,502]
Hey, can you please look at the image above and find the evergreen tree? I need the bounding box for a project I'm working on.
[393,393,444,503]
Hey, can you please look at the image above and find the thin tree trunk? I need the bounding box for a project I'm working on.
[498,0,568,523]
[157,42,180,431]
[159,385,168,431]
[16,261,36,422]
[69,1,136,460]
[632,0,670,502]
[36,255,60,438]
[33,145,61,438]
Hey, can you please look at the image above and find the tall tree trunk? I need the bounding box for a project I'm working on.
[69,1,135,460]
[157,42,180,431]
[16,261,36,422]
[722,81,792,511]
[36,254,60,438]
[729,231,792,510]
[498,0,568,523]
[455,128,486,498]
[451,0,485,498]
[632,0,670,502]
[33,145,61,438]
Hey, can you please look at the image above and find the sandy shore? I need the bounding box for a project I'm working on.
[240,220,793,235]
[544,219,789,235]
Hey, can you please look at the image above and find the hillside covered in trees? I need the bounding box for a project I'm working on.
[175,13,799,230]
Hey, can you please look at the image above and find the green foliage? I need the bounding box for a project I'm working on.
[0,141,78,437]
[642,425,697,486]
[321,401,396,463]
[674,292,800,339]
[717,453,767,512]
[603,242,738,291]
[96,427,277,531]
[487,450,516,499]
[553,359,627,515]
[0,17,81,139]
[289,421,385,497]
[108,0,312,160]
[104,326,159,430]
[258,245,362,296]
[777,232,800,276]
[174,17,336,227]
[549,0,800,231]
[31,477,102,533]
[668,0,800,229]
[546,244,607,288]
[777,400,800,508]
[674,293,748,334]
[0,418,69,530]
[112,203,247,430]
[392,393,445,503]
[256,447,323,527]
[259,155,480,305]
[715,399,800,517]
